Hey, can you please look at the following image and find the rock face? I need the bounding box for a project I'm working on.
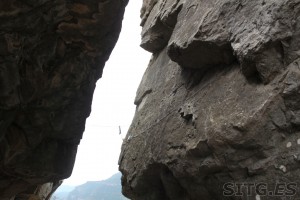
[0,0,127,199]
[119,0,300,199]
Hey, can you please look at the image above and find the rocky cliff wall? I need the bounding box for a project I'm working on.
[0,0,127,199]
[119,0,300,199]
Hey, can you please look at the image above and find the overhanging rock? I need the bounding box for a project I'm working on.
[0,0,127,199]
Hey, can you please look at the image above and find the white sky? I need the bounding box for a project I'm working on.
[63,0,150,186]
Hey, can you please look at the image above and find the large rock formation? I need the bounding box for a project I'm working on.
[0,0,127,199]
[119,0,300,199]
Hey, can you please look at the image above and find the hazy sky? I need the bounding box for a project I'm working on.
[63,0,150,186]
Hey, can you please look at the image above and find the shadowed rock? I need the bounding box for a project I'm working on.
[0,0,127,199]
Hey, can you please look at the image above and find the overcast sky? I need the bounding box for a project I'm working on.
[63,0,150,186]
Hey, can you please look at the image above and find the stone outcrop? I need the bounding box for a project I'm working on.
[0,0,127,199]
[119,0,300,199]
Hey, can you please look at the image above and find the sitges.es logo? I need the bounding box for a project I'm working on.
[223,182,297,197]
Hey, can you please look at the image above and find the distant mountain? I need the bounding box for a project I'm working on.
[52,185,75,200]
[51,173,128,200]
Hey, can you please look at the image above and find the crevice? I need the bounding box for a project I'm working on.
[241,59,263,84]
[241,40,287,84]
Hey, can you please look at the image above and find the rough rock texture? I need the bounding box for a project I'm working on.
[0,0,127,199]
[119,0,300,199]
[15,181,62,200]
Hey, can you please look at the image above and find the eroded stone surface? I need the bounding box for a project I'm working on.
[0,0,127,199]
[140,0,183,52]
[140,0,300,83]
[120,0,300,199]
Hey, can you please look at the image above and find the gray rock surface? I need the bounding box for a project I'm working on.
[119,0,300,199]
[0,0,127,199]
